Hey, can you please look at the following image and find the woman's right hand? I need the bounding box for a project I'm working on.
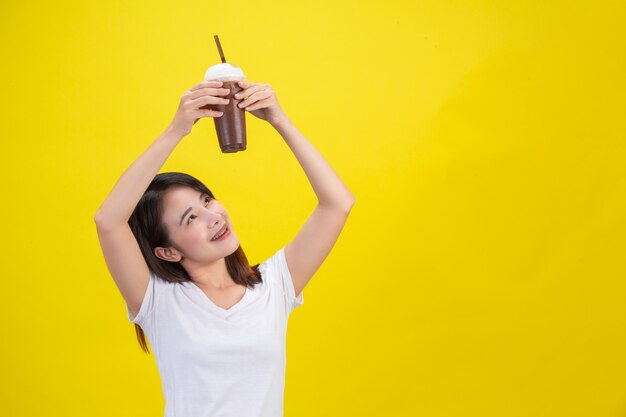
[167,80,230,137]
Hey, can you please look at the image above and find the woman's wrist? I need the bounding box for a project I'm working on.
[270,114,293,131]
[162,124,186,142]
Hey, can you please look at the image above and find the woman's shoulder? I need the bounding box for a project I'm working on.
[258,247,286,271]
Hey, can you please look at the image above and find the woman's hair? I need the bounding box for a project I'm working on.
[127,172,262,353]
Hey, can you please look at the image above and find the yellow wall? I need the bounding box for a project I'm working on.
[1,1,625,416]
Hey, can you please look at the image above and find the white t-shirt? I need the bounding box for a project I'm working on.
[126,247,304,417]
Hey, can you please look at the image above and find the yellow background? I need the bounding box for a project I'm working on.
[1,0,625,416]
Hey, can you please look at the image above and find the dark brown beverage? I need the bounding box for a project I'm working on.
[200,80,246,153]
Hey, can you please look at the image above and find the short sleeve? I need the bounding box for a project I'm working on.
[261,247,304,313]
[125,270,159,325]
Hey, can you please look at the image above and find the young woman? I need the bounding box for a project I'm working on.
[94,79,355,417]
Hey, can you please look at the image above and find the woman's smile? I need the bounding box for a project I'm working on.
[210,225,230,241]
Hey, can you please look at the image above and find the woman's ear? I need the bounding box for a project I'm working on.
[154,246,183,262]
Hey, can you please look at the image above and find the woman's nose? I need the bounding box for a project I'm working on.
[202,209,222,228]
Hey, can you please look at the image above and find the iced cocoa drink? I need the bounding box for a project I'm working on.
[201,63,247,153]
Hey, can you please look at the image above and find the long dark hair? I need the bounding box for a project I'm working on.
[128,172,262,353]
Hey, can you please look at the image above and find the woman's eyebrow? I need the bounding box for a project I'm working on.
[179,192,205,227]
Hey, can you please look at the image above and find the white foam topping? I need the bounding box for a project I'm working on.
[204,63,246,81]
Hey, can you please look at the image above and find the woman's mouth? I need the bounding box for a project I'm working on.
[211,225,230,241]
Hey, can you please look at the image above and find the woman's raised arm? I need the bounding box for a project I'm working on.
[235,81,356,297]
[94,80,229,228]
[94,81,230,318]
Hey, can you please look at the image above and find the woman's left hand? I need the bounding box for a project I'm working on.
[235,81,288,127]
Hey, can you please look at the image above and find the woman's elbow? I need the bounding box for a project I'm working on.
[341,193,356,214]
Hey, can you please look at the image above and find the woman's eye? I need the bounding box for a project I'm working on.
[204,197,211,205]
[188,214,196,224]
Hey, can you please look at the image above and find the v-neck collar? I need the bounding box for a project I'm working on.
[187,281,251,318]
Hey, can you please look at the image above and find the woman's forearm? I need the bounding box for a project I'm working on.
[272,118,355,211]
[94,127,184,228]
[94,79,234,228]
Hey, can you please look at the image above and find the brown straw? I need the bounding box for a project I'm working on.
[213,35,226,63]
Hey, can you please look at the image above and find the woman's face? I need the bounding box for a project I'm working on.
[157,185,239,264]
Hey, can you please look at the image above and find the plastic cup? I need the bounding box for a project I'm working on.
[201,63,247,153]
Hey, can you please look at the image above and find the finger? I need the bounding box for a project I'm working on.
[186,87,230,100]
[189,94,230,108]
[238,90,272,108]
[235,84,269,100]
[195,109,224,118]
[244,97,273,112]
[234,84,270,101]
[189,80,223,92]
[237,81,259,89]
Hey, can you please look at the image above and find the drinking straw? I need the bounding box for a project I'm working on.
[214,35,226,63]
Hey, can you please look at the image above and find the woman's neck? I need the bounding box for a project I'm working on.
[185,256,236,289]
